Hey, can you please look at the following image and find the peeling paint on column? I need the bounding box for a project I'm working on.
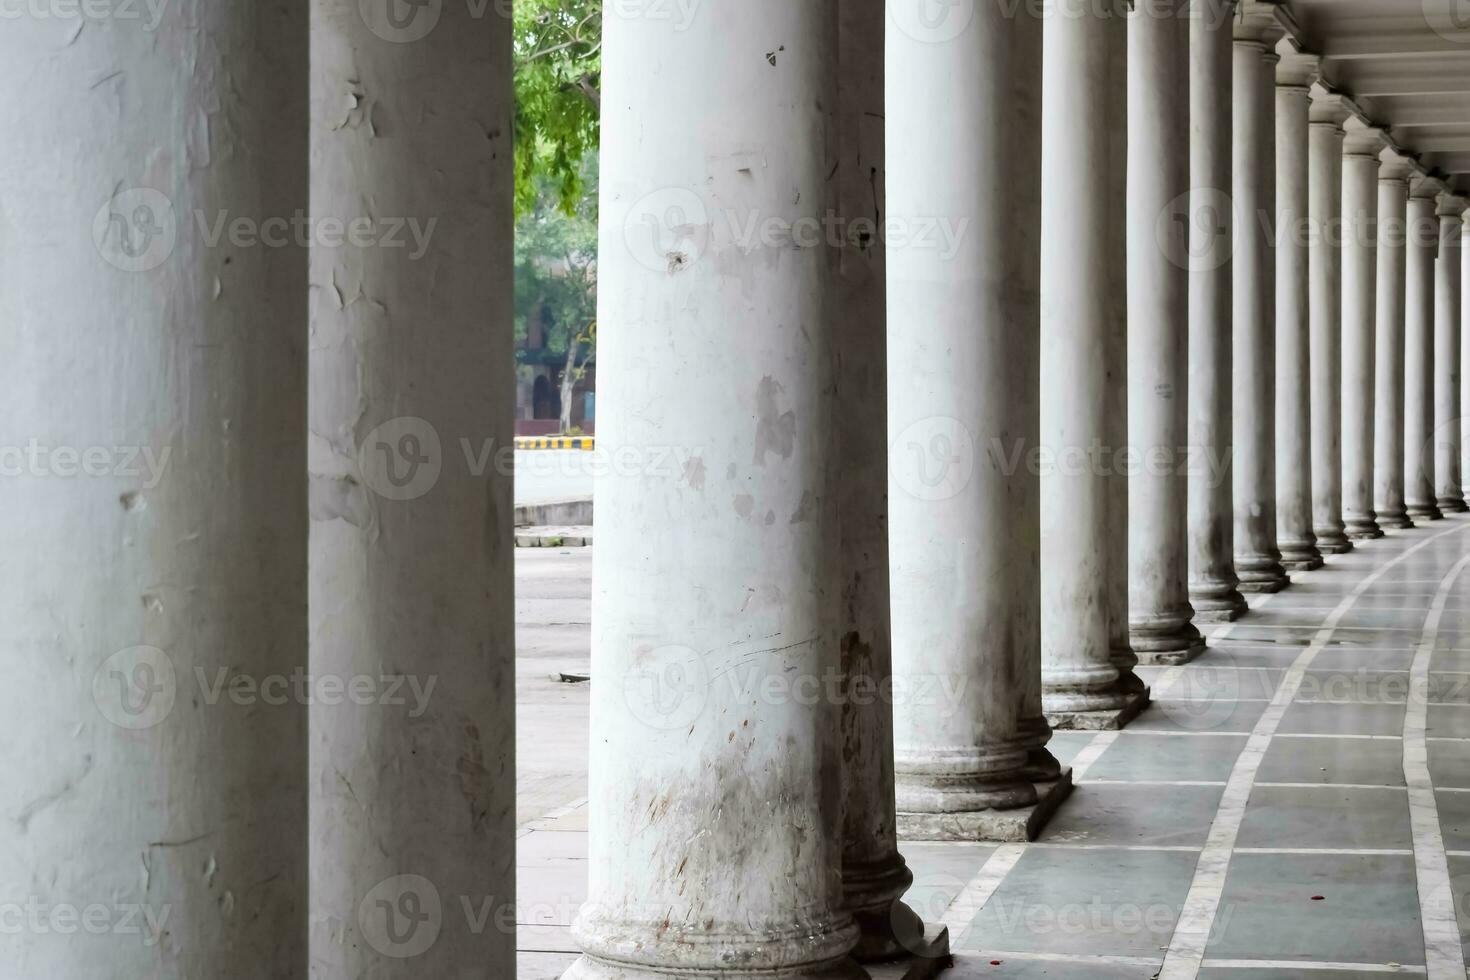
[0,2,309,975]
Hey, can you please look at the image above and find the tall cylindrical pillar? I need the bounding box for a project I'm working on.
[309,3,516,976]
[1129,0,1205,660]
[835,0,924,958]
[1436,197,1467,514]
[1373,150,1415,529]
[1275,59,1323,570]
[1405,177,1445,521]
[889,0,1057,833]
[1041,0,1146,722]
[567,4,862,978]
[1341,125,1389,539]
[1308,94,1355,552]
[1106,8,1134,680]
[1187,0,1248,619]
[0,8,307,977]
[1232,27,1290,591]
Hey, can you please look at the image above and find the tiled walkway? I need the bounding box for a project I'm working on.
[515,515,1470,978]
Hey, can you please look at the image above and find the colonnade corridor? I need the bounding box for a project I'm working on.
[517,517,1470,978]
[8,0,1470,977]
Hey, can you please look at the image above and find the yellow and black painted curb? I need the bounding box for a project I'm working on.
[514,436,596,451]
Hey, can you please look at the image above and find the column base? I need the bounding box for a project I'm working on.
[1134,643,1206,666]
[898,770,1073,843]
[1278,540,1324,572]
[851,901,924,965]
[846,856,923,964]
[1408,503,1445,521]
[1313,526,1354,553]
[1017,715,1062,783]
[868,925,952,980]
[1235,558,1290,593]
[1438,496,1469,514]
[1123,620,1205,658]
[1045,686,1150,731]
[1344,518,1384,540]
[564,955,872,980]
[1378,511,1415,530]
[1189,587,1248,623]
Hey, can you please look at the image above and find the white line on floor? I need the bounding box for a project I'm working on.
[1233,846,1414,856]
[1065,730,1118,782]
[937,842,1026,937]
[1256,781,1409,791]
[1157,522,1470,980]
[1198,958,1426,973]
[1403,553,1470,979]
[946,949,1163,966]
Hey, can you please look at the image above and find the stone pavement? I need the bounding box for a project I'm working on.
[515,517,1470,978]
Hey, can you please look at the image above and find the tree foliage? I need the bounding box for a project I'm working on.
[513,0,602,218]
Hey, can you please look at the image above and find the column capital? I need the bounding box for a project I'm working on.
[1234,7,1285,46]
[1412,173,1448,202]
[1308,86,1356,130]
[1437,194,1469,220]
[1275,43,1320,89]
[1342,119,1389,159]
[1378,146,1417,184]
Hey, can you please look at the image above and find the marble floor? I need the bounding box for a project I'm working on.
[515,515,1470,978]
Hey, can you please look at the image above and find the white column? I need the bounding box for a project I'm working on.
[1373,149,1416,529]
[567,5,860,978]
[889,0,1058,834]
[1308,92,1355,552]
[1187,0,1248,620]
[1406,176,1446,521]
[309,4,515,976]
[1232,17,1290,592]
[0,9,307,977]
[1105,5,1135,685]
[1130,0,1204,659]
[1275,53,1324,569]
[1436,196,1468,514]
[1341,123,1390,539]
[1464,213,1470,502]
[835,0,924,958]
[1041,0,1145,721]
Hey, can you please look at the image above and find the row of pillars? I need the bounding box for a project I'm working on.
[4,0,1468,979]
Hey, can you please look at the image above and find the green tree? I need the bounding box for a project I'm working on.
[514,0,602,218]
[515,171,598,433]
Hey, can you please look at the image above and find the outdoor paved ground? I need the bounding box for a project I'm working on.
[514,515,1470,978]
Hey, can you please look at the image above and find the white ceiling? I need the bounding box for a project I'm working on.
[1285,0,1470,192]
